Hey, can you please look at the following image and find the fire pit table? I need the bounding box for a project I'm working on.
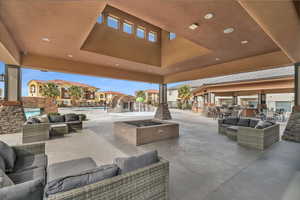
[113,119,179,146]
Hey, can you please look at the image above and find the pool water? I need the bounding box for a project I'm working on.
[24,108,41,119]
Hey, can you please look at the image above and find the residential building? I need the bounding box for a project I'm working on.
[103,91,125,105]
[27,80,98,106]
[144,89,159,105]
[0,88,3,99]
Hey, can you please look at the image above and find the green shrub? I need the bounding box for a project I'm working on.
[47,112,60,116]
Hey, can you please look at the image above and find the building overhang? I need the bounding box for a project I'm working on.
[0,0,299,83]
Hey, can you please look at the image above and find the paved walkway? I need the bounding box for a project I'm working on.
[1,109,299,200]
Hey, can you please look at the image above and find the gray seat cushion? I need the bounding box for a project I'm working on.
[255,121,274,129]
[223,117,239,125]
[0,169,14,188]
[226,126,239,132]
[8,167,46,185]
[249,119,259,128]
[48,115,65,123]
[45,164,118,196]
[47,157,97,183]
[0,156,5,171]
[114,150,159,174]
[64,114,79,122]
[0,141,16,172]
[237,118,250,127]
[0,179,44,200]
[14,154,47,172]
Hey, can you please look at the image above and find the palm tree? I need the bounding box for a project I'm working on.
[135,90,146,112]
[68,86,83,106]
[41,82,60,101]
[178,85,192,109]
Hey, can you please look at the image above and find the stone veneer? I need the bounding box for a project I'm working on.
[0,101,26,135]
[155,103,172,120]
[282,106,300,142]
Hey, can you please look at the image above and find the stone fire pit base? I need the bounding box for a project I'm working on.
[113,119,179,146]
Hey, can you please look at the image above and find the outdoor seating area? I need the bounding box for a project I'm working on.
[0,141,169,200]
[218,117,280,150]
[22,113,84,143]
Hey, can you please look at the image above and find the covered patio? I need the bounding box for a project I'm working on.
[1,0,300,200]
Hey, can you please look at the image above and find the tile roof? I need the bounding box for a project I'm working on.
[103,91,125,95]
[28,79,97,88]
[169,66,294,90]
[144,89,159,93]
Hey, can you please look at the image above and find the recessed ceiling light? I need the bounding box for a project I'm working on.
[115,63,120,66]
[223,28,234,34]
[189,23,199,30]
[241,40,249,44]
[67,54,73,58]
[215,58,220,61]
[204,13,214,20]
[42,37,50,42]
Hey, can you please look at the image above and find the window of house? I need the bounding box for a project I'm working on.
[39,86,43,93]
[148,31,157,42]
[136,27,145,39]
[107,16,119,29]
[123,22,133,34]
[30,85,36,93]
[169,32,176,40]
[97,14,103,24]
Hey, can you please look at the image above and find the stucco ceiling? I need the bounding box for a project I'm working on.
[0,0,298,83]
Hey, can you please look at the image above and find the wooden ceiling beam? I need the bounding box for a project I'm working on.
[238,0,300,63]
[0,18,20,65]
[21,54,164,84]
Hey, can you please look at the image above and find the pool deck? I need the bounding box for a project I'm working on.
[1,109,300,200]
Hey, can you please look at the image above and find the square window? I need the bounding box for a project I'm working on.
[123,22,133,34]
[107,16,119,29]
[136,27,145,39]
[148,31,157,42]
[97,14,103,24]
[169,32,176,40]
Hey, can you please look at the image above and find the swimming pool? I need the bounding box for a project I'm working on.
[24,108,41,119]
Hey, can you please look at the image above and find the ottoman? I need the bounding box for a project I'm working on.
[50,124,68,138]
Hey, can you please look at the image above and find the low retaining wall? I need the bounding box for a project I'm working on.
[22,97,58,113]
[0,101,26,135]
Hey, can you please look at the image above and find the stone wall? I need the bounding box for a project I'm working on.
[154,103,172,120]
[282,106,300,142]
[0,101,26,135]
[22,97,58,114]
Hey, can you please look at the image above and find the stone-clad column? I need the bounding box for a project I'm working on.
[4,65,22,101]
[154,84,172,120]
[282,63,300,142]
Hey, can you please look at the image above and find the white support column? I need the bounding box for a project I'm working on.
[4,65,21,101]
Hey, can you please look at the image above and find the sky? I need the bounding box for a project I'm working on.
[0,61,179,97]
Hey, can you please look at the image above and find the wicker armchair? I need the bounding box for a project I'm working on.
[12,142,46,156]
[47,158,169,200]
[22,123,50,144]
[237,124,280,151]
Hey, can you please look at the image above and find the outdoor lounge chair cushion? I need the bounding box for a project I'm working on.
[0,156,5,171]
[48,115,65,123]
[114,150,159,174]
[45,164,118,196]
[223,117,239,125]
[0,179,44,200]
[237,119,250,127]
[47,157,97,183]
[8,167,46,185]
[14,154,47,172]
[26,117,41,124]
[64,113,79,122]
[0,169,14,188]
[226,126,239,132]
[249,119,259,128]
[0,141,16,172]
[255,121,274,129]
[35,115,50,123]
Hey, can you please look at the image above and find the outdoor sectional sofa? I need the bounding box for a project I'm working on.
[218,117,280,150]
[22,113,83,143]
[0,141,169,200]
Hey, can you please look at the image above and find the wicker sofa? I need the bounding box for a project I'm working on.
[0,141,169,200]
[22,113,83,143]
[218,117,280,150]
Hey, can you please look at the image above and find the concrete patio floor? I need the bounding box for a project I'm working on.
[1,109,300,200]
